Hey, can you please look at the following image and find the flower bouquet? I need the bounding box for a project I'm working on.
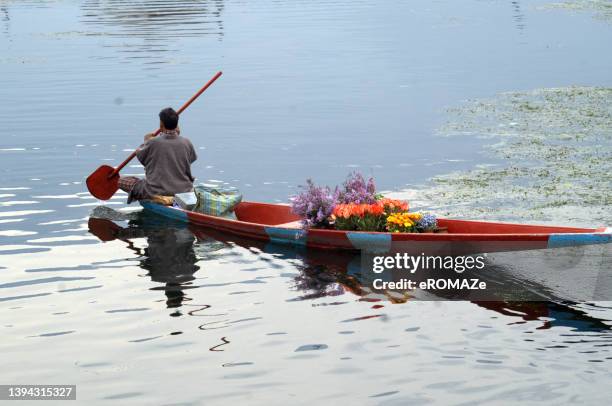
[290,179,338,229]
[332,198,408,231]
[291,172,439,233]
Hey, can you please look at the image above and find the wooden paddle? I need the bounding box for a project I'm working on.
[86,71,223,200]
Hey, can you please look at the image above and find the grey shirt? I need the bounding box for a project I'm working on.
[129,132,197,202]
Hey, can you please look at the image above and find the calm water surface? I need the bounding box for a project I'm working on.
[1,0,611,404]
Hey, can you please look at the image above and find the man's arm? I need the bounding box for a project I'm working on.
[137,133,155,165]
[188,140,197,163]
[144,132,155,143]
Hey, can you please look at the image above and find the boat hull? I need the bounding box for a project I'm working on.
[140,201,611,254]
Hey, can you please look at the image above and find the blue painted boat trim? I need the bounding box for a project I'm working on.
[264,226,307,245]
[347,232,392,253]
[140,201,189,223]
[547,233,612,249]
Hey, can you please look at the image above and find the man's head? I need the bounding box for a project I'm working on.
[159,107,179,130]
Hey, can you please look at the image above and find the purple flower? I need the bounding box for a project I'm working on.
[337,172,377,204]
[291,179,338,228]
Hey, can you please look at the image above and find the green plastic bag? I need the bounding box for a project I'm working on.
[193,185,242,217]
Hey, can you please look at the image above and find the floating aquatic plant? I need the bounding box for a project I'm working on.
[390,86,611,226]
[541,0,612,22]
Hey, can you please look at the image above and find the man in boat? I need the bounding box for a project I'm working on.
[118,107,197,204]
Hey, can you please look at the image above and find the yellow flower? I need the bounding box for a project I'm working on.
[406,212,422,221]
[386,211,422,232]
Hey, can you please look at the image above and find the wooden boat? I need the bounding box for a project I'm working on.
[140,201,611,254]
[87,215,612,316]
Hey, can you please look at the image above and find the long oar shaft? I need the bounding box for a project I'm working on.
[108,71,223,179]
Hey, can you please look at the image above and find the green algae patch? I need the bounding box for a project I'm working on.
[541,0,612,22]
[394,87,612,226]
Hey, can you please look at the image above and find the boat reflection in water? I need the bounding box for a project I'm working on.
[80,0,225,64]
[81,0,225,37]
[88,210,611,333]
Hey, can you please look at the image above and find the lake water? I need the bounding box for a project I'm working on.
[1,0,611,404]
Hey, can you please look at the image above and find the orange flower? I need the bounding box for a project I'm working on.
[334,202,387,218]
[377,198,409,212]
[367,203,384,216]
[333,203,353,219]
[352,204,366,217]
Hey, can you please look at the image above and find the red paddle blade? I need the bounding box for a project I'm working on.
[86,165,119,200]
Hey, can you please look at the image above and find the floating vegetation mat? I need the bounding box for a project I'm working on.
[391,87,612,226]
[541,0,612,22]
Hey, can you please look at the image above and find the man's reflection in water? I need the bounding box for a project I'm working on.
[140,226,199,311]
[88,213,199,314]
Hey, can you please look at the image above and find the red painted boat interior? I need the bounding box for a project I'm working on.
[234,201,597,234]
[234,202,301,225]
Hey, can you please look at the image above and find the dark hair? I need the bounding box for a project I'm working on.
[159,107,179,130]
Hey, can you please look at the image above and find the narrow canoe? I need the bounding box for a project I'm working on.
[140,201,611,254]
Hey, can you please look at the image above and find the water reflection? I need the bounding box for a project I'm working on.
[289,251,612,332]
[88,210,612,333]
[511,1,525,31]
[1,5,8,36]
[474,301,612,332]
[89,213,201,313]
[81,0,224,63]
